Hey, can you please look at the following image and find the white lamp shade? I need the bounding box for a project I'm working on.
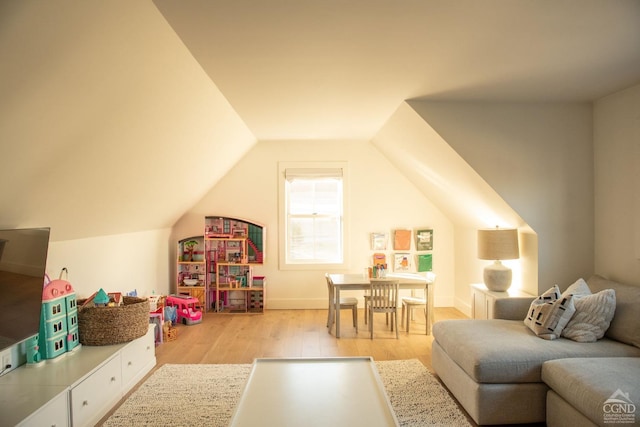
[477,228,519,260]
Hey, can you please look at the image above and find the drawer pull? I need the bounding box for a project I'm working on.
[83,400,88,406]
[128,361,133,366]
[111,376,116,382]
[146,346,151,350]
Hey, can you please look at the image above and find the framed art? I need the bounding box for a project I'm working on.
[415,229,433,251]
[370,232,388,250]
[416,254,433,272]
[393,229,412,250]
[372,253,387,267]
[393,253,411,272]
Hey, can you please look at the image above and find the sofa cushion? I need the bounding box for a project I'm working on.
[432,319,640,383]
[561,289,616,342]
[588,275,640,348]
[542,357,640,426]
[524,285,576,339]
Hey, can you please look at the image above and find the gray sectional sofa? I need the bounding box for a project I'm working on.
[432,275,640,426]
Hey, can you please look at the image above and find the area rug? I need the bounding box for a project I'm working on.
[103,359,471,426]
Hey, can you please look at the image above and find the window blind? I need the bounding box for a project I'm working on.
[284,168,343,181]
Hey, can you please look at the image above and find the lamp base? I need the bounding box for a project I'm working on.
[483,261,512,292]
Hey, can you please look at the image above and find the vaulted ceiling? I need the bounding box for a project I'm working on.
[154,0,640,140]
[1,1,639,241]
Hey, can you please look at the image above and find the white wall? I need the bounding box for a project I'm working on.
[373,102,535,315]
[409,100,594,293]
[46,229,172,299]
[39,87,640,312]
[594,83,640,284]
[172,140,455,309]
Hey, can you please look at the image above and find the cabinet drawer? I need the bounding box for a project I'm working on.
[71,354,122,427]
[18,390,69,427]
[121,328,155,388]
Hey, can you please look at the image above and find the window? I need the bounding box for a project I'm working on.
[279,162,348,268]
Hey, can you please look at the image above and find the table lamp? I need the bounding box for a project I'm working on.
[477,227,519,292]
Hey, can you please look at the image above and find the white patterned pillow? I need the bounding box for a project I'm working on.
[524,285,576,340]
[561,289,616,342]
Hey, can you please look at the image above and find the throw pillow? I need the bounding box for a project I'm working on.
[562,278,591,298]
[524,285,576,340]
[561,289,616,342]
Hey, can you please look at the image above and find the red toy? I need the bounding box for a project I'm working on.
[166,295,202,325]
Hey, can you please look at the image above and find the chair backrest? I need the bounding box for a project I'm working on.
[325,273,333,290]
[369,280,399,309]
[324,273,333,297]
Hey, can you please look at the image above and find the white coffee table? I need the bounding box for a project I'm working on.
[229,357,399,427]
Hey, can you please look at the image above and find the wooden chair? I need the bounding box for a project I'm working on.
[401,291,426,333]
[401,272,435,333]
[325,273,359,334]
[366,280,399,339]
[364,292,389,326]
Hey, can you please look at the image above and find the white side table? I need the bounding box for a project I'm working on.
[470,283,533,319]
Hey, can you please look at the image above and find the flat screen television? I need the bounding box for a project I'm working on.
[0,228,50,353]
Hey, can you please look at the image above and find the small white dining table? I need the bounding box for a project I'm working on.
[327,273,435,338]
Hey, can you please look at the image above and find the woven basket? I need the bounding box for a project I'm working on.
[78,296,150,345]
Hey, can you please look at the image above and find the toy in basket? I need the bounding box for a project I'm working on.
[166,294,202,325]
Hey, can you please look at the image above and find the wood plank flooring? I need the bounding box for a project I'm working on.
[99,307,473,425]
[155,307,467,369]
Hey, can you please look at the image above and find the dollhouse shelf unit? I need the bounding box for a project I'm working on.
[177,217,265,314]
[176,235,207,311]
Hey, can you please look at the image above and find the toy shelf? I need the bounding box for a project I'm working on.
[176,236,206,310]
[215,286,265,313]
[204,216,266,314]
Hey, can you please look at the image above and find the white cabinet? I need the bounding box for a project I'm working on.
[71,354,122,427]
[0,325,156,427]
[121,327,155,389]
[471,283,533,319]
[17,389,68,427]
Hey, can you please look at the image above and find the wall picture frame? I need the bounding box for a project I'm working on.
[415,229,433,251]
[373,252,387,267]
[393,252,411,272]
[370,232,388,250]
[417,253,433,272]
[393,229,412,250]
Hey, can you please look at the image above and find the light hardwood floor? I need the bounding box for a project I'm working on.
[155,307,467,369]
[99,307,472,425]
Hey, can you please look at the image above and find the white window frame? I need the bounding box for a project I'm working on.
[278,161,349,270]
